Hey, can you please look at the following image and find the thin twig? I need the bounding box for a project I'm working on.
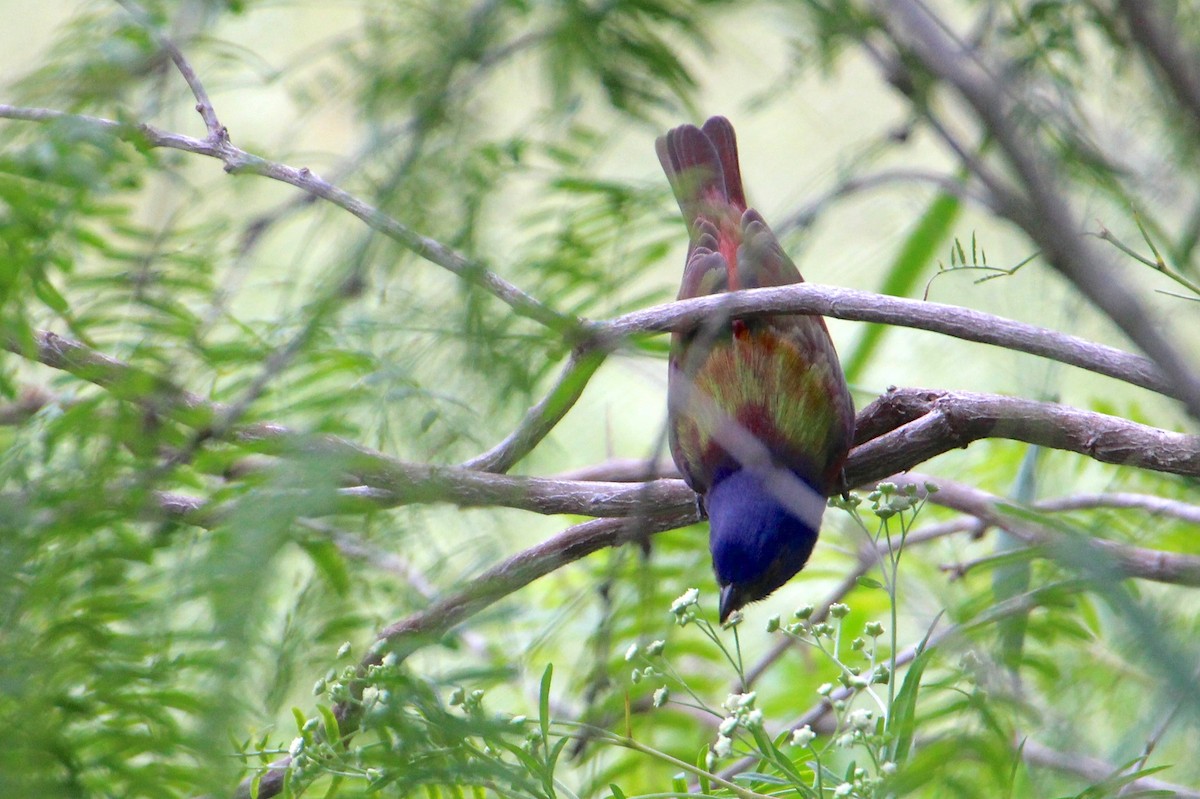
[1034,492,1200,525]
[462,349,606,473]
[890,472,1200,587]
[0,104,572,334]
[115,0,225,138]
[777,168,989,234]
[1093,220,1200,298]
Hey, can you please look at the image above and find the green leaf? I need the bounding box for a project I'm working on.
[317,704,341,746]
[320,774,344,798]
[539,662,553,753]
[31,272,70,313]
[889,613,943,764]
[298,538,351,596]
[733,771,792,785]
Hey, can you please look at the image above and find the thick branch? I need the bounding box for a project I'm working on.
[10,329,1200,522]
[600,284,1174,401]
[849,387,1200,483]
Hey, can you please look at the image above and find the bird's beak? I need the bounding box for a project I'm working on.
[718,584,738,623]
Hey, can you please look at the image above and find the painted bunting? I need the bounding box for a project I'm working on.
[657,116,855,622]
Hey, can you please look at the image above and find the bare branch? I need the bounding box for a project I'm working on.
[10,328,1200,527]
[0,104,572,333]
[7,329,219,426]
[873,1,1200,418]
[335,470,695,518]
[849,388,1200,483]
[368,511,695,663]
[551,458,678,482]
[600,284,1173,401]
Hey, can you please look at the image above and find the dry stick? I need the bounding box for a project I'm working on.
[552,458,678,482]
[874,1,1200,418]
[777,168,990,234]
[0,104,571,334]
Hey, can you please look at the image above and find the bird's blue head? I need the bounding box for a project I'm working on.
[706,466,826,622]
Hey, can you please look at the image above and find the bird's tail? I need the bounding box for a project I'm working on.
[656,115,747,227]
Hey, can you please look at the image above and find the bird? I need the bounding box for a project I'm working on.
[657,116,855,623]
